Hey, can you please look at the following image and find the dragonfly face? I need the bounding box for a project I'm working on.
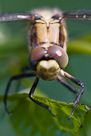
[1,8,91,118]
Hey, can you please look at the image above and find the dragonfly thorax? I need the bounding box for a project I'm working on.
[28,9,68,52]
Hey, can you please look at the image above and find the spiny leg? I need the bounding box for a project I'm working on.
[29,76,56,117]
[57,75,79,97]
[4,72,36,115]
[60,69,84,119]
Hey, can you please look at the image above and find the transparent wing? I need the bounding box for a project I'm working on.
[63,9,91,20]
[0,13,32,22]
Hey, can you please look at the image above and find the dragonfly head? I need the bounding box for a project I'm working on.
[28,45,68,80]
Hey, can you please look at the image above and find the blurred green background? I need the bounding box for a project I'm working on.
[0,0,91,136]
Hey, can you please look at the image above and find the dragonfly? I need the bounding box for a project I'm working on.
[1,8,91,118]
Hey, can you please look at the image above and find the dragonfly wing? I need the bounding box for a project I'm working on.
[0,13,32,22]
[63,9,91,20]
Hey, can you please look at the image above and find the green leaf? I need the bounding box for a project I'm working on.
[2,91,89,136]
[68,35,91,54]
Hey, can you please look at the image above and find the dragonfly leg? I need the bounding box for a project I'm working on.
[57,75,79,97]
[29,76,56,117]
[4,72,36,115]
[59,69,84,119]
[15,66,30,92]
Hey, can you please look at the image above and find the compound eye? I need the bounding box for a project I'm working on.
[30,46,47,61]
[48,45,68,68]
[28,46,47,68]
